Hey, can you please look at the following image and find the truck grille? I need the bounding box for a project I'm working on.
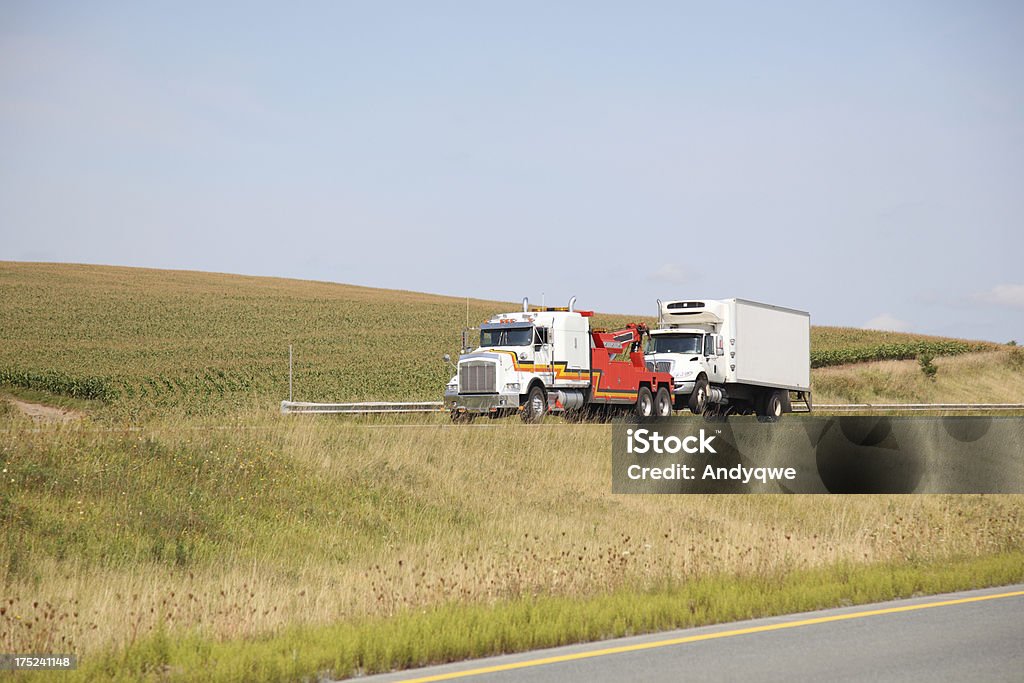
[460,361,496,393]
[648,361,672,373]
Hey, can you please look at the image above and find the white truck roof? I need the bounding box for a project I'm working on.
[657,298,808,328]
[484,309,582,327]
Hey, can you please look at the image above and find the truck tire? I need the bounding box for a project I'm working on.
[757,390,784,422]
[521,385,547,424]
[654,387,673,417]
[688,377,709,415]
[635,387,654,419]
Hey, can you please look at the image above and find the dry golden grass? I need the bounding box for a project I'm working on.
[812,349,1024,404]
[3,414,1022,658]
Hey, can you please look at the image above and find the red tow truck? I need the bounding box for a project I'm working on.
[444,298,675,422]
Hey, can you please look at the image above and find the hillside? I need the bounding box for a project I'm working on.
[813,349,1024,404]
[0,262,1002,413]
[809,327,998,367]
[2,261,1022,681]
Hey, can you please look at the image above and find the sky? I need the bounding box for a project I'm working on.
[1,1,1022,342]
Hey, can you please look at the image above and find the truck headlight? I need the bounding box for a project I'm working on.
[504,383,520,391]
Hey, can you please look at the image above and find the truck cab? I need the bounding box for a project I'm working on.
[444,298,591,420]
[645,327,726,411]
[445,297,675,422]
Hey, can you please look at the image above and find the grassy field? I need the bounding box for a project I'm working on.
[2,412,1023,681]
[0,262,1003,416]
[809,327,998,368]
[2,261,1023,681]
[814,349,1024,404]
[0,262,654,415]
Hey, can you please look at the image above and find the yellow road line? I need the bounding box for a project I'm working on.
[397,589,1024,682]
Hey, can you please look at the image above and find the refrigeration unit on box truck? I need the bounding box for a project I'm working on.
[644,298,811,420]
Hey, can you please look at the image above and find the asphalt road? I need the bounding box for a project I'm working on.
[354,584,1024,682]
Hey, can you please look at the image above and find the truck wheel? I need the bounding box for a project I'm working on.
[688,377,709,415]
[757,391,784,422]
[635,387,654,419]
[654,387,673,417]
[521,386,546,424]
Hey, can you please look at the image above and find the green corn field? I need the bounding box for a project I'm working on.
[0,262,1001,414]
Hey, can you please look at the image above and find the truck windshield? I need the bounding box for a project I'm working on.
[480,325,533,347]
[647,334,702,354]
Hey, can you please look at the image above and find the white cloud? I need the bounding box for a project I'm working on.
[977,284,1024,309]
[650,264,692,285]
[863,314,911,332]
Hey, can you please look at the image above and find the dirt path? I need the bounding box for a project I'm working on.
[6,398,85,423]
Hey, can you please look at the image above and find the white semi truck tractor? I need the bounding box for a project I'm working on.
[444,298,675,423]
[644,298,811,420]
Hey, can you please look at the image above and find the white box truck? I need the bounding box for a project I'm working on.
[644,298,811,420]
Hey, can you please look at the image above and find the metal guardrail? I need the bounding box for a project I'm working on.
[806,403,1024,412]
[282,401,1024,415]
[281,401,444,414]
